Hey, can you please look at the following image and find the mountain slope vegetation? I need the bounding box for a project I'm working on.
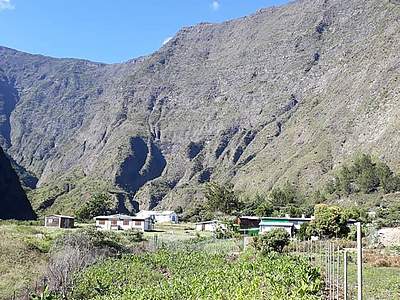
[0,0,400,213]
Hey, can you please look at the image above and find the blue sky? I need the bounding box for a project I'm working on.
[0,0,289,63]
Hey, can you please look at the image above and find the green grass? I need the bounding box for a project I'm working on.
[0,224,65,299]
[347,264,400,300]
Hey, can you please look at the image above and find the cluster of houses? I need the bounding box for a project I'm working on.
[195,215,313,237]
[44,210,313,237]
[44,210,179,232]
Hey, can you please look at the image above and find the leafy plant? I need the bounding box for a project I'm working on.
[71,249,322,300]
[252,228,290,253]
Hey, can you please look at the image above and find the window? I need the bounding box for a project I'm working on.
[98,219,105,225]
[123,219,129,226]
[135,220,142,226]
[111,219,117,225]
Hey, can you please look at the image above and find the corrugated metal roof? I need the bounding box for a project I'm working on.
[93,214,147,220]
[239,216,260,220]
[260,217,312,222]
[195,220,219,225]
[137,210,176,216]
[45,215,74,219]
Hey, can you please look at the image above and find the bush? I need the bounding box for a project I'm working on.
[253,228,290,253]
[46,228,129,297]
[123,229,144,243]
[214,221,240,239]
[308,204,350,238]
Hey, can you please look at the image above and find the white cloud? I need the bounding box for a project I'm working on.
[211,0,220,11]
[0,0,14,11]
[162,37,173,46]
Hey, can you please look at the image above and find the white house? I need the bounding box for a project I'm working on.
[195,220,226,232]
[94,214,154,232]
[136,210,178,224]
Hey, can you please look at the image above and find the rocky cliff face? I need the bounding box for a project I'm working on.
[0,146,36,220]
[0,0,400,213]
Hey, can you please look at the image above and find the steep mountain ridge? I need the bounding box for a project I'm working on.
[0,0,400,213]
[0,146,36,220]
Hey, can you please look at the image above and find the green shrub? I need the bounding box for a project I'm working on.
[307,204,350,238]
[253,228,290,253]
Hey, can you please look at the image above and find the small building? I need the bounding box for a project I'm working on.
[44,215,75,229]
[195,220,226,232]
[136,210,178,224]
[237,216,261,229]
[94,214,154,232]
[259,216,313,237]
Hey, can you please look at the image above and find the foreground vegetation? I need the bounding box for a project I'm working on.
[1,220,399,300]
[348,264,400,299]
[0,221,62,299]
[72,250,322,300]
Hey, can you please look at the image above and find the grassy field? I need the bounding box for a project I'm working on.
[0,222,66,299]
[347,264,400,300]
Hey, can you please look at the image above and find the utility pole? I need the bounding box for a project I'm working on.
[357,222,363,300]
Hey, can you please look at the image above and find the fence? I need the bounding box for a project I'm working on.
[286,239,354,300]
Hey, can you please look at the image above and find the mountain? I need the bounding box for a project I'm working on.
[0,146,36,220]
[0,0,400,214]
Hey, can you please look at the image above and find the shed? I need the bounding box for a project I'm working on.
[94,214,154,232]
[44,215,74,229]
[195,220,226,232]
[237,216,261,229]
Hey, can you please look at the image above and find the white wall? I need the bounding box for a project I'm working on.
[196,222,217,232]
[260,225,293,236]
[95,219,146,231]
[137,211,178,224]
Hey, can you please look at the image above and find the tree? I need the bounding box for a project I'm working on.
[269,182,298,206]
[310,204,350,238]
[204,182,241,214]
[335,165,353,196]
[376,162,400,193]
[253,228,290,253]
[76,193,114,221]
[255,201,274,217]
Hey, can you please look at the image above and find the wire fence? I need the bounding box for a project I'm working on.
[286,239,363,300]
